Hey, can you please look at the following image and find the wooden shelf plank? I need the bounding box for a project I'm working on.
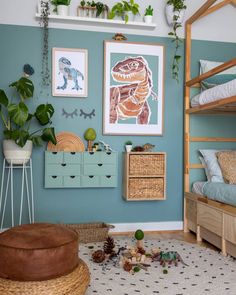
[35,13,157,30]
[190,137,236,142]
[186,58,236,87]
[186,95,236,114]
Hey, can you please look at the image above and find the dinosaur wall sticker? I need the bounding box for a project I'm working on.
[110,56,158,125]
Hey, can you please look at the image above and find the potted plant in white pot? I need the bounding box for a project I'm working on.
[165,0,186,26]
[109,0,140,23]
[0,76,57,164]
[144,5,153,24]
[125,141,133,152]
[51,0,71,16]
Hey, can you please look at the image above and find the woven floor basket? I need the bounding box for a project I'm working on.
[63,223,114,243]
[0,259,90,295]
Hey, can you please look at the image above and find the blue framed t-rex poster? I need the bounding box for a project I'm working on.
[52,47,88,97]
[103,41,165,136]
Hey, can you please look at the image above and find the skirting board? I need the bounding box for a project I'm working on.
[109,222,183,233]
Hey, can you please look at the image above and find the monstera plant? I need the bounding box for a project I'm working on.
[0,76,56,163]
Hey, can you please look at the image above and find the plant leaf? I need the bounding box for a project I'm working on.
[30,135,43,146]
[41,127,57,145]
[0,89,9,107]
[10,77,34,100]
[8,102,28,127]
[15,130,30,147]
[35,103,54,126]
[4,129,20,140]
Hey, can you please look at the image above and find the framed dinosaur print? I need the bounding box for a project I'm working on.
[52,47,88,97]
[103,41,165,136]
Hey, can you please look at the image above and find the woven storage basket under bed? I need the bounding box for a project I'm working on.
[129,154,165,175]
[63,223,114,243]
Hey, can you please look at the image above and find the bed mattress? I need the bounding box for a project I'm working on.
[191,78,236,107]
[192,181,206,195]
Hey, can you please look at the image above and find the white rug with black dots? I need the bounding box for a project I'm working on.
[80,237,236,295]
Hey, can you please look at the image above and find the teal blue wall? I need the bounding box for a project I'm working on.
[0,24,235,227]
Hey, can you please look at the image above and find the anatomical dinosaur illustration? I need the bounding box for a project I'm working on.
[110,56,158,125]
[57,57,84,91]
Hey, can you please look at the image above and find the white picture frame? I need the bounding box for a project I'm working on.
[52,47,88,97]
[103,41,165,136]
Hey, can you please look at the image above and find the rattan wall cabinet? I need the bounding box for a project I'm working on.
[123,152,166,201]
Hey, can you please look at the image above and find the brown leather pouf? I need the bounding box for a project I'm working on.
[0,223,79,281]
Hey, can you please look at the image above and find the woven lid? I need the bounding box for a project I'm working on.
[47,132,85,152]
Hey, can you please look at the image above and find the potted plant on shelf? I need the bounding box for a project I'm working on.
[166,0,187,82]
[125,140,133,152]
[51,0,71,16]
[96,2,109,18]
[109,0,140,23]
[0,77,57,164]
[144,5,153,24]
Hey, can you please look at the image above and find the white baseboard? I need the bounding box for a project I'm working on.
[109,221,183,233]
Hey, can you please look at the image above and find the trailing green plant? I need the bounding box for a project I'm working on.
[109,0,140,23]
[167,0,186,82]
[145,5,153,16]
[39,1,50,94]
[0,77,56,148]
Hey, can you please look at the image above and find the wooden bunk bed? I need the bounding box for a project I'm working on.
[184,0,236,258]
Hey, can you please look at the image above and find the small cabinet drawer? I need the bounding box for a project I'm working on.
[100,152,117,164]
[100,175,117,187]
[64,176,81,187]
[129,154,165,176]
[45,175,63,188]
[198,203,222,236]
[45,152,63,164]
[83,152,101,164]
[224,213,236,244]
[83,164,116,176]
[81,176,100,187]
[47,164,81,176]
[64,152,82,164]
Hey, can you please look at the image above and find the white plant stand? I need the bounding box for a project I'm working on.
[0,158,34,229]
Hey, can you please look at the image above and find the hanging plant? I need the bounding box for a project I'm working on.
[166,0,186,82]
[39,0,51,94]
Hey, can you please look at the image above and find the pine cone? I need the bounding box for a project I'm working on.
[103,236,115,255]
[92,250,105,263]
[123,261,132,272]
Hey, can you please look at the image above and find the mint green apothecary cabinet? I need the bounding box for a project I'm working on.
[45,151,117,188]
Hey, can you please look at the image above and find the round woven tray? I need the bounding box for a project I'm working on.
[47,131,85,152]
[0,259,90,295]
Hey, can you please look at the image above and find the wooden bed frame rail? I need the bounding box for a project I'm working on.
[184,0,236,257]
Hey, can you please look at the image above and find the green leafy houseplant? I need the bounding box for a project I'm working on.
[145,5,153,16]
[51,0,71,6]
[0,77,56,148]
[125,140,132,146]
[109,0,140,23]
[167,0,187,82]
[96,2,109,17]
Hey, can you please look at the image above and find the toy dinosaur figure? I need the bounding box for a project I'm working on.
[112,33,127,41]
[57,57,84,91]
[143,143,155,151]
[110,56,158,125]
[152,251,188,267]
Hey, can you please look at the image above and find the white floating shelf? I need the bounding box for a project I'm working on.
[35,13,157,30]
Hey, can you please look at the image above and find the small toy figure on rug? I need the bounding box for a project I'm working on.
[151,250,188,267]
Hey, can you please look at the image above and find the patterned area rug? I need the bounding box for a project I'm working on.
[80,237,236,295]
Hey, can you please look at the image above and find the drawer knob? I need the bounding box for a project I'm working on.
[52,152,57,155]
[106,152,111,155]
[98,163,103,167]
[61,163,67,167]
[89,152,94,155]
[70,176,75,179]
[70,152,76,155]
[52,176,57,179]
[106,175,111,179]
[89,175,94,178]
